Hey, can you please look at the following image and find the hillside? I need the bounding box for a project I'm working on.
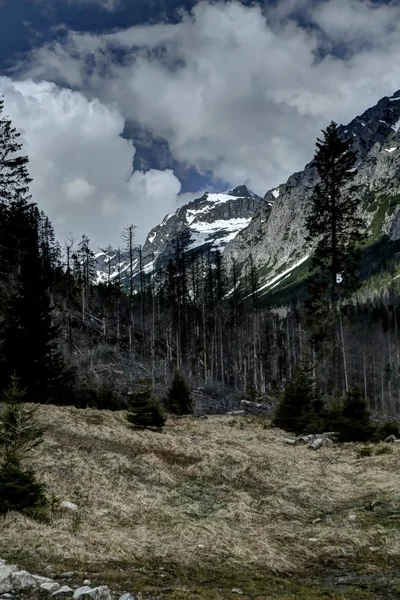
[1,405,400,599]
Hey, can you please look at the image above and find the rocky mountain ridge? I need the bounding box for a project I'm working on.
[94,185,264,284]
[223,90,400,299]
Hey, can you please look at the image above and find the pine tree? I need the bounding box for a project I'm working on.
[0,375,47,514]
[164,371,193,415]
[273,367,323,434]
[305,122,365,391]
[336,386,375,443]
[305,122,364,330]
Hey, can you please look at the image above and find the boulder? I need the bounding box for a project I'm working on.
[52,585,74,597]
[0,565,18,594]
[10,570,53,590]
[73,586,92,600]
[41,582,61,593]
[87,586,111,600]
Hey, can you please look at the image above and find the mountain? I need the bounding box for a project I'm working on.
[223,90,400,301]
[94,185,263,284]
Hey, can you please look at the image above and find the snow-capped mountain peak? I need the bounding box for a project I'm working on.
[94,184,264,284]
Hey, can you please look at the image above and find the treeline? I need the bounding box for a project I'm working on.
[1,96,400,418]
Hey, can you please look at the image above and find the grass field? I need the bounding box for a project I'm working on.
[0,406,400,599]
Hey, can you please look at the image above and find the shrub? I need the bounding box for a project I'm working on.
[164,372,193,416]
[374,444,393,456]
[356,444,373,459]
[127,389,166,430]
[374,420,400,442]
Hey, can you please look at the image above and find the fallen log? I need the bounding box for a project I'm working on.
[309,438,324,451]
[296,434,316,444]
[284,438,297,445]
[226,410,245,416]
[384,434,397,443]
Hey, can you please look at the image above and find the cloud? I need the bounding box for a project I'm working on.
[4,0,400,245]
[0,77,182,247]
[15,0,400,202]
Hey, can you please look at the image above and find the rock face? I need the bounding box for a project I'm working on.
[94,185,263,284]
[223,90,400,298]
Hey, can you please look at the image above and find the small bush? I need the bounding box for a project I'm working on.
[356,444,373,459]
[0,464,47,515]
[164,372,193,416]
[374,444,393,456]
[127,389,166,430]
[374,421,400,442]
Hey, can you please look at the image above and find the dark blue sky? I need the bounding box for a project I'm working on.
[0,0,229,193]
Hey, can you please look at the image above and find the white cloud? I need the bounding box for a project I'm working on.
[0,77,182,247]
[6,0,400,241]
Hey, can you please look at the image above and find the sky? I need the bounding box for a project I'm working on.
[0,0,400,248]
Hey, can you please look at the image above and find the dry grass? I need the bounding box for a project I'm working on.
[1,407,400,597]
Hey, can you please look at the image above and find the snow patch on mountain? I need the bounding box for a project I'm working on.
[189,217,252,251]
[256,255,310,296]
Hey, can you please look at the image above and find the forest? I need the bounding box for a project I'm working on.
[1,96,400,426]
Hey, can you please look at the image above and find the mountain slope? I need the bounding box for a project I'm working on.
[223,90,400,299]
[94,185,263,283]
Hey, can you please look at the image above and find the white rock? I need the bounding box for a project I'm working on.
[0,566,18,594]
[11,570,53,590]
[41,582,61,593]
[73,586,92,600]
[1,594,14,599]
[60,572,75,579]
[231,588,243,594]
[347,514,357,521]
[87,586,111,600]
[119,594,135,600]
[83,580,91,586]
[52,585,74,597]
[60,501,79,512]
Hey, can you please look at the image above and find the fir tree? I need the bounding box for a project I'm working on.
[336,386,375,443]
[164,371,193,416]
[0,375,47,514]
[305,122,365,342]
[273,367,323,434]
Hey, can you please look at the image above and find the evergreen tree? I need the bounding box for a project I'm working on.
[0,375,47,514]
[305,122,364,343]
[164,371,193,415]
[127,389,166,430]
[335,386,375,443]
[273,367,323,434]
